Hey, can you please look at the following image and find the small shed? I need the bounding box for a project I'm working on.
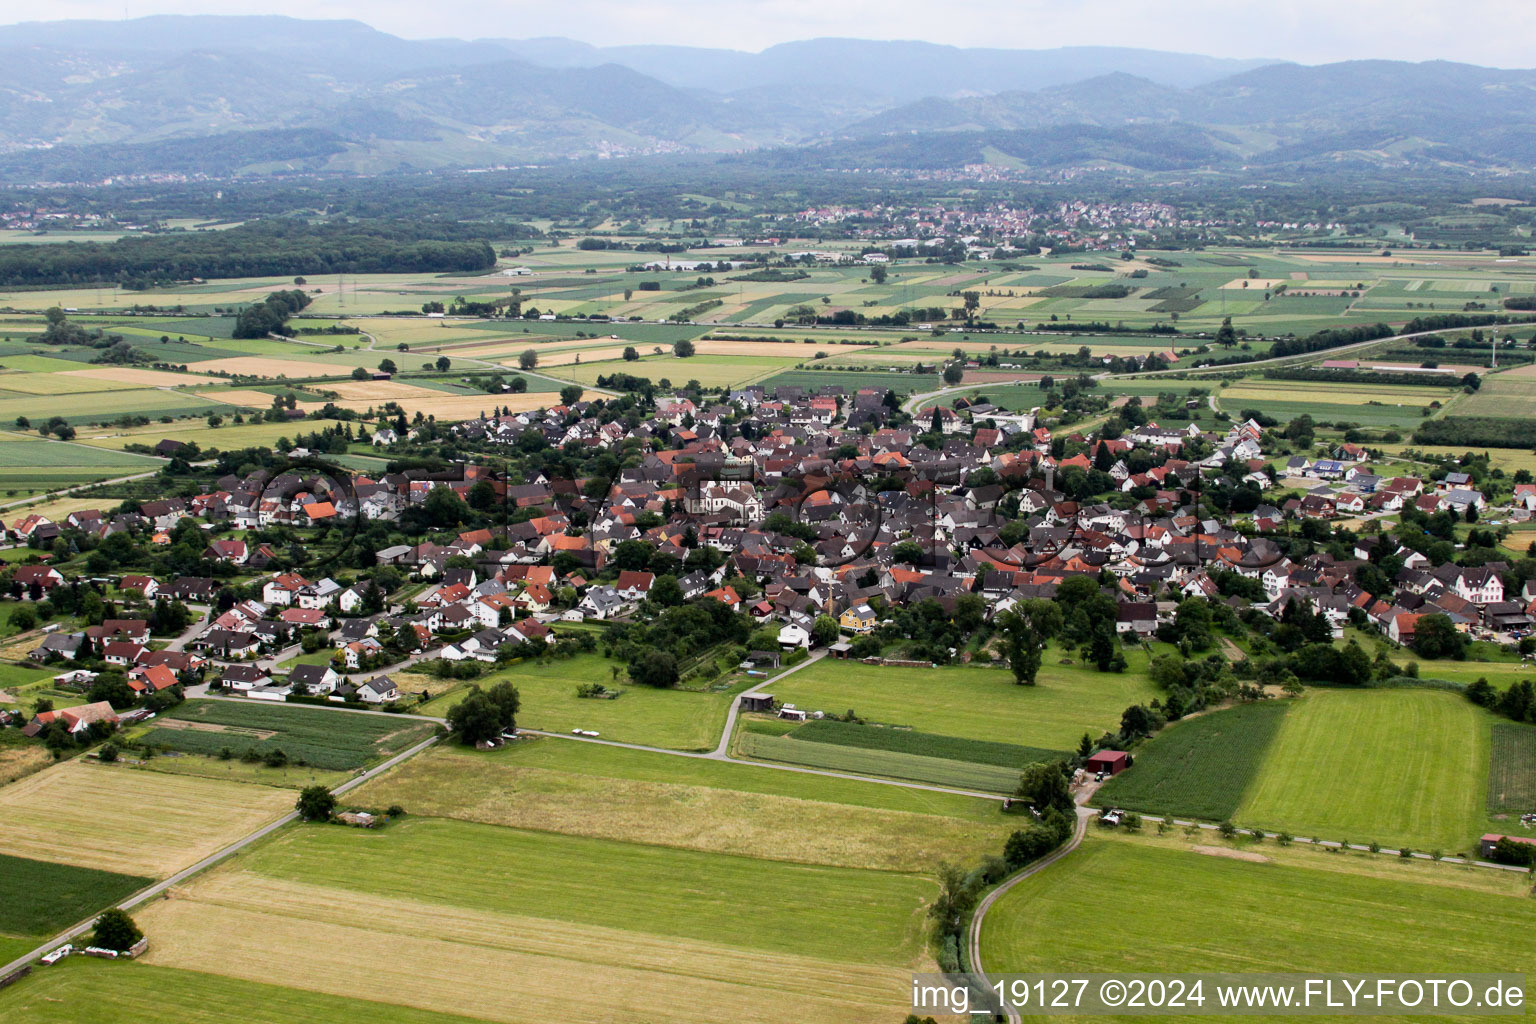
[828,641,853,659]
[740,693,775,713]
[1085,750,1129,777]
[1480,833,1536,858]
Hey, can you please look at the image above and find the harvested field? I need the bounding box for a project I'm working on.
[318,381,581,419]
[0,760,292,875]
[138,873,911,1024]
[62,367,213,387]
[0,372,123,395]
[195,388,326,410]
[349,745,1011,871]
[0,743,50,785]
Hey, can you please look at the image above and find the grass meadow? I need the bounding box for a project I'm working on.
[350,738,1010,872]
[1237,688,1491,852]
[981,836,1536,1013]
[128,815,935,1024]
[419,653,741,751]
[764,652,1159,751]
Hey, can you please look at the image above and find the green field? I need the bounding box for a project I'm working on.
[419,653,741,751]
[737,729,1024,792]
[4,959,490,1024]
[982,837,1536,1014]
[1487,723,1536,813]
[0,852,152,937]
[1238,689,1490,851]
[789,718,1064,767]
[1094,700,1289,820]
[764,652,1160,751]
[141,700,437,771]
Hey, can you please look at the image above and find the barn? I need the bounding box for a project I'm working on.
[1479,833,1536,859]
[740,693,775,713]
[1085,750,1129,777]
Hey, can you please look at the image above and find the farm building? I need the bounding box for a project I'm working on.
[1479,833,1536,859]
[1085,750,1130,777]
[740,693,775,713]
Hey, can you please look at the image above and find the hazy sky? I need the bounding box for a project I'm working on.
[11,0,1536,67]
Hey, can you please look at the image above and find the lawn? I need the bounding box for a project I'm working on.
[352,739,1010,872]
[130,816,932,1024]
[1487,722,1536,813]
[1238,688,1491,852]
[1093,700,1289,820]
[764,651,1160,751]
[0,760,292,876]
[419,653,740,751]
[982,837,1536,1002]
[0,852,151,937]
[141,699,438,770]
[3,958,491,1024]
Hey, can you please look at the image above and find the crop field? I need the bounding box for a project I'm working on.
[737,730,1024,792]
[0,852,152,937]
[0,387,228,427]
[77,417,354,452]
[6,959,491,1024]
[351,739,1010,871]
[788,718,1063,767]
[0,760,292,875]
[981,836,1536,1008]
[1455,373,1536,418]
[131,817,933,1024]
[764,652,1160,751]
[1486,723,1536,813]
[143,700,438,770]
[1238,689,1490,851]
[419,653,738,750]
[555,353,801,388]
[315,380,579,418]
[1093,700,1289,820]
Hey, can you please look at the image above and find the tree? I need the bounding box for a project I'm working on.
[377,358,397,373]
[1412,613,1468,660]
[811,614,840,647]
[649,574,684,607]
[559,384,584,406]
[91,909,142,952]
[485,681,521,731]
[622,346,639,361]
[1216,316,1237,348]
[1015,760,1074,814]
[631,651,680,688]
[447,688,503,745]
[997,600,1063,686]
[296,785,336,821]
[942,361,964,385]
[436,356,452,372]
[351,366,369,380]
[674,338,696,358]
[870,264,887,284]
[88,673,136,710]
[518,349,538,370]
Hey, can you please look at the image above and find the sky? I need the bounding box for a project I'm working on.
[7,0,1536,68]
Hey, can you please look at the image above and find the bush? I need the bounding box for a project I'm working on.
[91,908,142,952]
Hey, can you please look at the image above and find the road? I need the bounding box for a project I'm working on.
[967,804,1094,1024]
[0,732,441,981]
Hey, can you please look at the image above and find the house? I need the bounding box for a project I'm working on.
[22,701,118,738]
[13,565,64,596]
[576,586,625,620]
[1115,602,1158,636]
[615,571,655,602]
[219,664,272,692]
[358,675,399,704]
[279,607,332,629]
[119,575,160,599]
[778,623,811,649]
[103,641,148,667]
[30,632,85,661]
[204,539,249,565]
[288,663,340,695]
[126,663,177,695]
[839,603,878,634]
[1085,750,1129,777]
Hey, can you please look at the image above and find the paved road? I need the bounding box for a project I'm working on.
[0,732,441,980]
[708,650,826,757]
[967,805,1094,1024]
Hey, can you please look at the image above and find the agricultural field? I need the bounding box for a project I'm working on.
[736,728,1024,792]
[1486,723,1536,813]
[139,700,438,771]
[75,417,355,452]
[1237,688,1492,852]
[0,852,151,938]
[981,835,1536,1005]
[129,815,937,1024]
[0,760,292,875]
[419,653,739,751]
[762,651,1159,752]
[352,737,1011,871]
[1093,700,1289,821]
